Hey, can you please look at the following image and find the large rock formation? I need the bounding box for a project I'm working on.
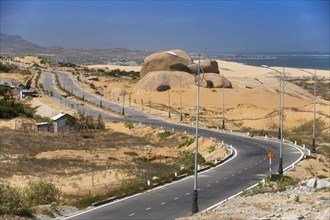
[134,71,195,93]
[189,60,220,74]
[140,50,193,78]
[203,73,232,88]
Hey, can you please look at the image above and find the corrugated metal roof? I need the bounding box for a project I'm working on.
[36,122,50,126]
[51,113,67,121]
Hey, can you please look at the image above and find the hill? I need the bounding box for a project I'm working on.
[0,33,151,65]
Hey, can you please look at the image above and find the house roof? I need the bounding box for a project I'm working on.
[36,122,50,126]
[51,113,67,121]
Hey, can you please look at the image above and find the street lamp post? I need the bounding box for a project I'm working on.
[179,76,183,123]
[298,68,317,154]
[167,51,204,213]
[261,65,286,175]
[221,71,225,129]
[122,92,125,115]
[168,89,171,118]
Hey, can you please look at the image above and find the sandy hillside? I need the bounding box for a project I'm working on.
[84,61,329,145]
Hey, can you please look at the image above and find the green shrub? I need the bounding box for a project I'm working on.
[208,145,217,153]
[124,121,134,129]
[176,150,205,170]
[120,179,146,195]
[24,181,60,206]
[0,95,34,119]
[158,130,173,139]
[0,184,31,216]
[288,135,302,145]
[180,138,194,147]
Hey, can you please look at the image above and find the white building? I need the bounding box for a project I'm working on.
[51,113,75,132]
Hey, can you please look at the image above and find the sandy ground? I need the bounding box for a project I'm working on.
[82,60,329,143]
[1,56,329,217]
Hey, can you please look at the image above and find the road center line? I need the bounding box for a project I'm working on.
[129,213,135,217]
[145,207,151,211]
[161,202,166,205]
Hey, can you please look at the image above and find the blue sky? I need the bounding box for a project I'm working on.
[1,0,329,54]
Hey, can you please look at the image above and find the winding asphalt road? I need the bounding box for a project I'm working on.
[40,71,304,220]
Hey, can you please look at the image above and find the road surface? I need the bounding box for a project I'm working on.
[40,70,303,220]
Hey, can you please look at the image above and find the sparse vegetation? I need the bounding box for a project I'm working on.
[0,95,34,119]
[124,121,134,129]
[158,130,173,139]
[0,181,59,216]
[176,150,205,171]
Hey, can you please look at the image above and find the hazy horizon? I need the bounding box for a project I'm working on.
[1,0,329,54]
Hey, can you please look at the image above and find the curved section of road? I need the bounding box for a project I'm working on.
[40,71,304,220]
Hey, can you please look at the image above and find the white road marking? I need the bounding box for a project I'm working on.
[145,207,151,211]
[197,188,201,191]
[250,165,253,168]
[245,168,248,170]
[238,171,242,173]
[216,180,220,183]
[129,213,135,217]
[224,177,228,180]
[161,202,166,205]
[174,197,179,200]
[186,193,190,195]
[232,174,235,176]
[206,184,211,187]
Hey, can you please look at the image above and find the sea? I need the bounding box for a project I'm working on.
[212,52,330,71]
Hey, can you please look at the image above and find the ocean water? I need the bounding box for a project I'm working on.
[219,54,330,70]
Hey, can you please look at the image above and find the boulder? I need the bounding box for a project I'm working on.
[134,71,195,93]
[316,179,330,188]
[189,60,220,74]
[203,73,232,88]
[306,178,317,188]
[140,50,193,78]
[110,88,126,96]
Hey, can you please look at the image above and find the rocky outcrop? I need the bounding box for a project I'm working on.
[189,60,220,74]
[134,71,195,93]
[140,50,193,78]
[203,73,232,88]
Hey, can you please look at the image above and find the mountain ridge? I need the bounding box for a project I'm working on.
[0,33,152,65]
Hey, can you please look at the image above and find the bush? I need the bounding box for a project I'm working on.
[0,184,31,216]
[158,130,173,139]
[124,121,134,129]
[177,150,205,170]
[287,135,302,145]
[24,181,60,206]
[0,95,34,119]
[180,138,194,147]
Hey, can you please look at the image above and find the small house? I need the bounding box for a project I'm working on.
[36,122,51,132]
[20,89,37,99]
[51,113,75,132]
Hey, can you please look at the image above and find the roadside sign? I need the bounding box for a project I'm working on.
[267,151,273,177]
[267,151,273,158]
